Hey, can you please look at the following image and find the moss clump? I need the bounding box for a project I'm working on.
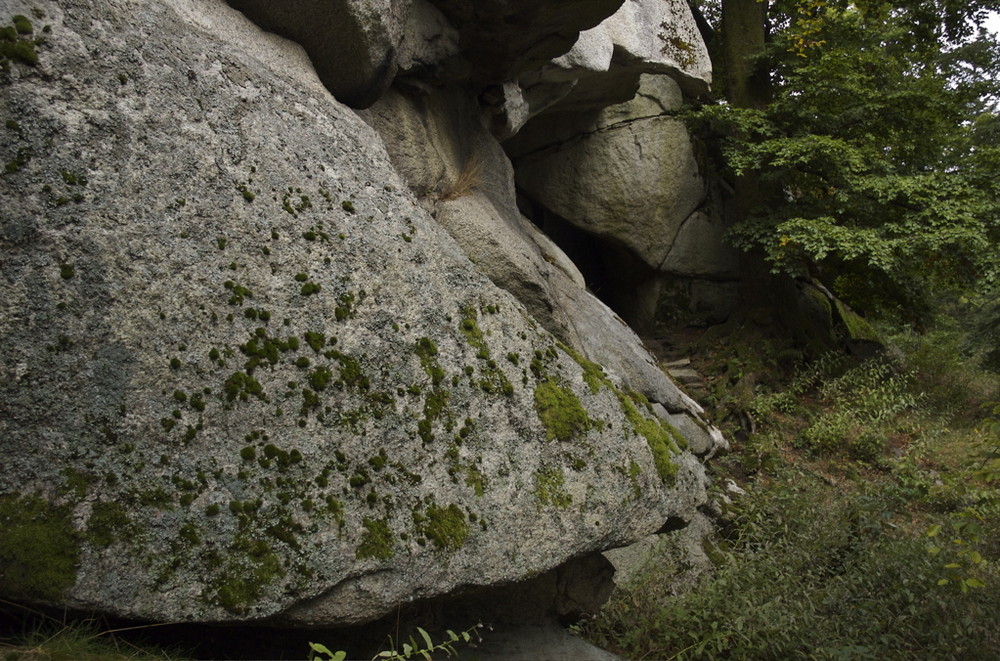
[833,299,881,344]
[0,19,38,68]
[308,365,333,391]
[59,468,94,499]
[415,337,445,386]
[534,467,572,508]
[236,184,255,202]
[420,503,469,551]
[11,15,32,34]
[458,307,489,358]
[418,387,451,443]
[356,517,395,560]
[212,536,284,614]
[304,331,325,352]
[85,502,133,547]
[616,391,679,485]
[223,370,265,402]
[223,281,252,306]
[533,379,591,442]
[300,282,321,297]
[334,292,358,321]
[558,342,610,394]
[0,495,80,600]
[59,263,75,280]
[322,350,368,391]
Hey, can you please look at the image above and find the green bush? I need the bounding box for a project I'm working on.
[887,327,996,419]
[582,480,1000,660]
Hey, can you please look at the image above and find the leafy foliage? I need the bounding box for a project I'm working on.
[694,0,1000,316]
[583,478,1000,659]
[309,624,483,661]
[584,319,1000,659]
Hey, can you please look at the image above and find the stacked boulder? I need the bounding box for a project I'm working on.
[0,0,725,628]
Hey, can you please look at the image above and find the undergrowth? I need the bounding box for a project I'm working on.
[0,611,188,661]
[582,321,1000,660]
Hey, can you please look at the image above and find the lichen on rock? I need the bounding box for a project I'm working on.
[0,0,719,629]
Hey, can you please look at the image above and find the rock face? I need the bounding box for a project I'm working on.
[424,0,628,82]
[523,0,711,112]
[510,75,704,271]
[358,85,705,411]
[510,74,739,329]
[224,0,411,108]
[0,0,718,627]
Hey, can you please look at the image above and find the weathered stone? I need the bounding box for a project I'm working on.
[0,0,714,628]
[604,509,716,591]
[360,86,706,414]
[425,0,627,81]
[506,74,684,157]
[358,87,587,339]
[554,0,710,94]
[513,0,710,121]
[515,115,705,271]
[661,211,740,279]
[225,0,411,108]
[397,0,461,77]
[654,406,728,458]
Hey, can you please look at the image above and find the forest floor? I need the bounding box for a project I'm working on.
[581,317,1000,659]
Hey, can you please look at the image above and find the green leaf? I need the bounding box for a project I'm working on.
[417,627,433,650]
[308,642,345,661]
[926,524,942,537]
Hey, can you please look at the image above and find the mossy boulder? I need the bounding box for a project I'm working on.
[0,0,712,627]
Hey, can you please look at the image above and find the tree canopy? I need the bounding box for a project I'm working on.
[692,0,1000,320]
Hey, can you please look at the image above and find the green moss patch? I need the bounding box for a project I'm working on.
[0,495,80,601]
[418,387,451,443]
[85,502,134,547]
[1,16,39,69]
[356,517,395,560]
[616,391,680,485]
[415,337,445,386]
[533,379,591,442]
[534,467,572,508]
[419,503,469,551]
[833,299,881,344]
[458,306,488,358]
[558,342,611,394]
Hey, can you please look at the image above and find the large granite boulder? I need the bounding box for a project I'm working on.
[224,0,412,108]
[424,0,627,82]
[360,85,706,414]
[525,0,711,111]
[512,76,706,272]
[0,0,711,626]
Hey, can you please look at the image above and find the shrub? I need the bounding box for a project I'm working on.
[582,480,1000,659]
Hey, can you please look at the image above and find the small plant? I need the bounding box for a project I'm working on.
[926,508,989,593]
[309,624,482,661]
[438,156,482,201]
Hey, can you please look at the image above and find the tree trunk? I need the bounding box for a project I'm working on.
[720,0,776,310]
